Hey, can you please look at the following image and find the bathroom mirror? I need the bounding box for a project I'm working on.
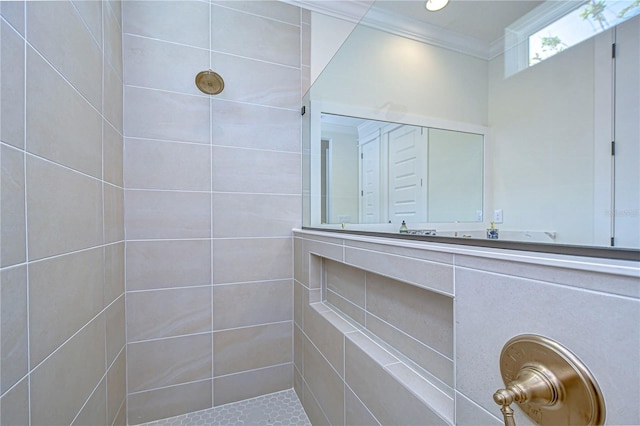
[303,0,640,252]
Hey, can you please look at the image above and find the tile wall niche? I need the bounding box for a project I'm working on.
[122,1,303,424]
[0,1,126,425]
[293,230,640,426]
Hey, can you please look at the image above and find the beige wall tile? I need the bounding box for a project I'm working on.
[1,145,26,267]
[0,376,29,425]
[213,322,292,376]
[455,391,501,426]
[0,1,25,36]
[212,146,301,194]
[71,378,107,426]
[104,62,124,133]
[127,333,212,393]
[127,287,212,342]
[127,379,212,425]
[303,305,354,378]
[30,315,106,426]
[104,0,122,77]
[303,331,344,426]
[212,193,300,238]
[366,272,453,358]
[126,240,211,291]
[212,1,300,25]
[210,100,301,153]
[1,20,25,149]
[26,156,103,261]
[213,280,292,330]
[345,246,454,295]
[26,48,102,178]
[211,5,300,67]
[29,247,104,367]
[104,122,124,187]
[302,379,330,426]
[107,351,127,426]
[325,259,366,308]
[212,238,292,284]
[104,183,124,244]
[123,1,209,48]
[1,266,28,393]
[124,138,211,191]
[124,86,210,144]
[455,268,640,426]
[124,35,208,96]
[294,324,304,375]
[107,0,122,31]
[106,295,126,366]
[344,337,447,426]
[346,385,381,426]
[209,51,300,109]
[213,363,292,406]
[105,242,125,305]
[71,0,102,46]
[124,189,211,240]
[26,1,102,109]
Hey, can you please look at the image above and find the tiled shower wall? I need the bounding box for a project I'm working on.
[0,1,126,425]
[122,1,304,423]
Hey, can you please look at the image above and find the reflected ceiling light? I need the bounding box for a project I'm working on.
[425,0,449,11]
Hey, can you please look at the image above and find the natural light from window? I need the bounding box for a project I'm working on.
[529,0,640,66]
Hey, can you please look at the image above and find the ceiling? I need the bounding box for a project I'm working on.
[370,1,544,44]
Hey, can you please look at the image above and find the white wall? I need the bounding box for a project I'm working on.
[321,125,359,223]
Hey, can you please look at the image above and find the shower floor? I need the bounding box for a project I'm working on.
[139,389,311,426]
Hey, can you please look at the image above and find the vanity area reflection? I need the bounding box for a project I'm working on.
[319,113,483,230]
[303,0,640,253]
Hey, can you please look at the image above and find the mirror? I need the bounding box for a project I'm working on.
[320,113,483,226]
[303,0,640,251]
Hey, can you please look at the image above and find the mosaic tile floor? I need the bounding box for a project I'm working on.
[140,389,311,426]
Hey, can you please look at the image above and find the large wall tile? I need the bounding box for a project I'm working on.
[104,0,122,76]
[210,100,301,153]
[107,350,127,425]
[455,268,640,426]
[26,1,102,109]
[126,240,211,291]
[71,0,102,46]
[212,1,300,25]
[128,333,212,393]
[124,35,208,96]
[125,138,211,191]
[213,322,292,376]
[325,259,366,308]
[104,62,124,133]
[104,183,124,244]
[125,189,211,239]
[212,193,300,238]
[0,1,26,36]
[26,154,103,261]
[211,5,300,67]
[212,237,292,284]
[1,266,28,393]
[26,47,102,178]
[213,363,292,406]
[105,242,125,305]
[30,315,106,426]
[213,280,292,330]
[71,378,107,426]
[127,286,212,342]
[123,1,209,48]
[366,272,453,358]
[28,247,104,367]
[1,20,25,149]
[0,376,29,425]
[209,51,300,109]
[104,122,124,187]
[106,295,126,366]
[127,379,212,425]
[212,146,301,194]
[1,145,26,267]
[124,86,210,144]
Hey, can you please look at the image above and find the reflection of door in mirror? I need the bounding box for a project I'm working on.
[388,125,427,223]
[359,132,381,224]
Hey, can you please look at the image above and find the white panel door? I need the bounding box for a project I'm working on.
[614,15,640,248]
[359,133,381,223]
[387,125,427,223]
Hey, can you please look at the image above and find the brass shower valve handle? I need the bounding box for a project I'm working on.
[493,335,605,426]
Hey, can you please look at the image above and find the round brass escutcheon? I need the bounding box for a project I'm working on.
[195,70,224,95]
[498,334,605,425]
